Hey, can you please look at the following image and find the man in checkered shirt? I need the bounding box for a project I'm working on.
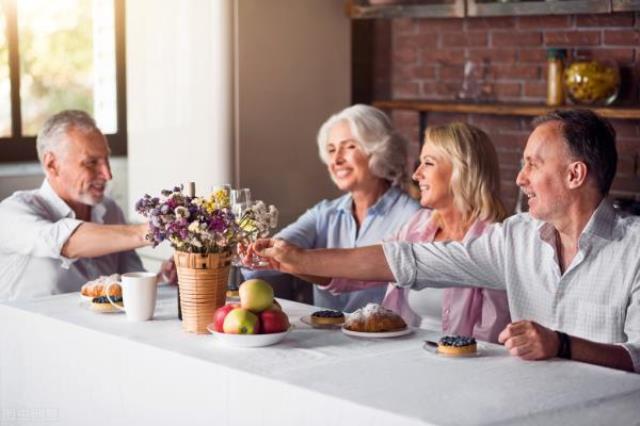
[253,109,640,373]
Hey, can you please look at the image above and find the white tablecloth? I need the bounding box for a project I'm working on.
[1,286,639,426]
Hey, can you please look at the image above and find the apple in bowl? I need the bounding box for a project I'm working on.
[259,309,290,334]
[208,280,293,346]
[239,279,274,312]
[212,303,240,332]
[223,308,261,334]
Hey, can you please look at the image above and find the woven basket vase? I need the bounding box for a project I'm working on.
[174,251,231,334]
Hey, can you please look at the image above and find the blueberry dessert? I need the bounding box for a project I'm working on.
[90,295,123,313]
[437,335,477,356]
[311,310,345,326]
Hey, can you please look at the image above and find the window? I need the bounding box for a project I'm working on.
[0,0,126,163]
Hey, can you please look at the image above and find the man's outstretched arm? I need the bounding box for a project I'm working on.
[62,222,150,259]
[252,239,395,282]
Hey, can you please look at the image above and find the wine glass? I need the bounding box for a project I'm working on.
[230,188,255,268]
[230,188,251,217]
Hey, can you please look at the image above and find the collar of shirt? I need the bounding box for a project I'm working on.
[40,179,108,224]
[536,199,617,250]
[336,185,402,217]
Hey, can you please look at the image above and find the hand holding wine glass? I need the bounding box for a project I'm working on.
[230,190,278,269]
[245,238,301,274]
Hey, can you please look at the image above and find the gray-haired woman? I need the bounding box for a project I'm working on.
[246,104,419,312]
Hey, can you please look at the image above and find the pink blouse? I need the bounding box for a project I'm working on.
[320,209,511,343]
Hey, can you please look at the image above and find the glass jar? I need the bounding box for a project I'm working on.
[564,59,620,106]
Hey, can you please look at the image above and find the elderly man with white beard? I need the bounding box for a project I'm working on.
[0,110,174,301]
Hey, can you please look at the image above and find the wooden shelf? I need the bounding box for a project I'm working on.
[373,99,640,120]
[467,0,610,17]
[613,0,640,11]
[347,0,464,19]
[373,99,640,146]
[347,0,640,19]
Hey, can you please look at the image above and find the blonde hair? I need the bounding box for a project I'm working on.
[317,104,409,188]
[424,122,507,223]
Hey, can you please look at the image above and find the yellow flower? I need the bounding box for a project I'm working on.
[213,189,230,208]
[239,217,257,234]
[203,198,217,214]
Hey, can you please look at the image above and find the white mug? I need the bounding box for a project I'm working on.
[106,272,158,321]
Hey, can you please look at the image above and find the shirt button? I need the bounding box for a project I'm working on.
[444,309,450,315]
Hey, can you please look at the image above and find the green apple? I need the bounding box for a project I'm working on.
[239,279,274,313]
[222,308,260,334]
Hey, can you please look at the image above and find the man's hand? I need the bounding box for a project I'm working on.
[245,238,302,273]
[159,258,178,285]
[498,320,560,360]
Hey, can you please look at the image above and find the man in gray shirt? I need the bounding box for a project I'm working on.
[251,109,639,373]
[0,110,173,301]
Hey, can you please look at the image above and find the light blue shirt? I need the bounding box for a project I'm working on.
[250,186,419,312]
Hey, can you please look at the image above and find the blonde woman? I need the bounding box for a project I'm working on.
[265,122,511,342]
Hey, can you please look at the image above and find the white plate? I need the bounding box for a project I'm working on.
[207,325,292,347]
[300,315,345,329]
[80,294,94,303]
[423,341,483,358]
[341,326,413,339]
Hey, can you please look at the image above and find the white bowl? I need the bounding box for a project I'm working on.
[207,324,292,347]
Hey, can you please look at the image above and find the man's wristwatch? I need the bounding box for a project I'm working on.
[555,331,572,359]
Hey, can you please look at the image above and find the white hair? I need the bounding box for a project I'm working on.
[36,110,101,163]
[316,104,408,187]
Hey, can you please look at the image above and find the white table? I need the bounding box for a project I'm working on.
[1,286,639,426]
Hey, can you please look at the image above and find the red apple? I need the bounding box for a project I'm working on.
[223,308,261,334]
[212,303,240,332]
[259,309,290,334]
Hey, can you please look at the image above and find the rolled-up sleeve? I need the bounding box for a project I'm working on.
[0,197,82,265]
[621,273,640,373]
[620,343,640,373]
[383,227,506,292]
[383,241,417,287]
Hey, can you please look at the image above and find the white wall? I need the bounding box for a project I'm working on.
[126,0,234,206]
[127,0,350,266]
[126,0,235,263]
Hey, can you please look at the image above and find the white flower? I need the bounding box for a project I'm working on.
[175,206,190,219]
[188,221,201,233]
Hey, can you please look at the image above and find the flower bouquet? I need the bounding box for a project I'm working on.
[136,185,278,333]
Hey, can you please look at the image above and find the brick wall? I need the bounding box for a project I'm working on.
[372,12,640,211]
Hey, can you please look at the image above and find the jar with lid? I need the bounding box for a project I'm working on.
[546,48,566,106]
